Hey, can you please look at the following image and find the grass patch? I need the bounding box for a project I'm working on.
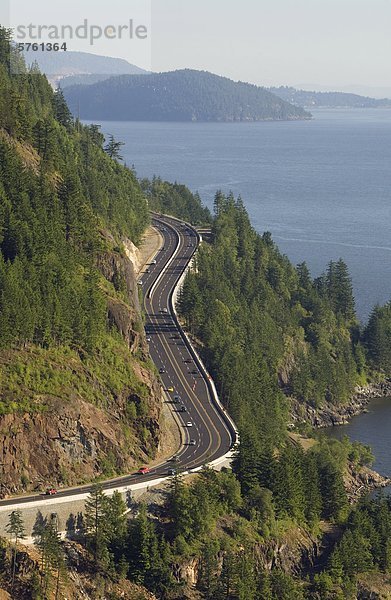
[0,333,151,415]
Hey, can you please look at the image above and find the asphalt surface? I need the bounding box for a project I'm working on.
[0,216,234,508]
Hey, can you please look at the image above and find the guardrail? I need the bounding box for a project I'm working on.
[161,215,240,462]
[0,214,239,532]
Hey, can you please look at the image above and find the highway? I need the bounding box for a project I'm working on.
[0,215,236,509]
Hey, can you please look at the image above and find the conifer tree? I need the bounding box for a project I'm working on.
[6,510,26,587]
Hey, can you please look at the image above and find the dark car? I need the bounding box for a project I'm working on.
[159,368,166,374]
[179,406,187,413]
[168,468,176,476]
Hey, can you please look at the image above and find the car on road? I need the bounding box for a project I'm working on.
[179,406,187,413]
[146,337,151,342]
[184,359,192,364]
[163,308,168,313]
[190,369,198,375]
[138,280,143,286]
[168,468,176,476]
[159,368,166,374]
[138,467,150,475]
[186,421,193,427]
[171,455,180,463]
[152,259,157,265]
[45,488,57,496]
[173,395,181,404]
[167,386,174,392]
[189,439,196,446]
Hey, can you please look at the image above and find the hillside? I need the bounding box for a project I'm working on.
[270,85,391,108]
[64,69,312,122]
[23,49,148,88]
[0,28,163,495]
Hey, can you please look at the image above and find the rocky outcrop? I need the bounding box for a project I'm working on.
[0,540,158,600]
[174,527,319,595]
[357,573,391,599]
[345,464,391,503]
[0,232,164,496]
[0,368,161,497]
[256,527,319,576]
[96,242,145,354]
[290,379,391,428]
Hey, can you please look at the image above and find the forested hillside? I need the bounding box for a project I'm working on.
[270,86,391,108]
[1,24,391,600]
[179,192,369,427]
[64,69,311,122]
[0,28,162,494]
[141,176,212,225]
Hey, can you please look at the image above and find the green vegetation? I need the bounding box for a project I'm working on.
[0,334,148,414]
[179,192,366,419]
[310,496,391,598]
[141,176,212,225]
[363,302,391,372]
[0,26,149,410]
[0,28,162,495]
[63,69,311,122]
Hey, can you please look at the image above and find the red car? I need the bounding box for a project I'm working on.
[138,467,150,475]
[45,488,57,495]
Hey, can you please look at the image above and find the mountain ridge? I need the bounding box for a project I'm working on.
[64,68,312,122]
[270,85,391,108]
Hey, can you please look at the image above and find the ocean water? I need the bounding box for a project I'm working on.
[92,109,391,321]
[324,396,391,480]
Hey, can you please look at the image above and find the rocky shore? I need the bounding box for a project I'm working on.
[291,379,391,429]
[345,464,391,502]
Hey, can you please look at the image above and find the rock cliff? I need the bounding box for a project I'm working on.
[0,235,164,497]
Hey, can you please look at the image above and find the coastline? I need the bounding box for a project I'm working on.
[290,379,391,429]
[291,380,391,496]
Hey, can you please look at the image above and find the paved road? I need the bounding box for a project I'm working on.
[0,216,235,508]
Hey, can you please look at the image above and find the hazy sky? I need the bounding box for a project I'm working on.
[6,0,391,94]
[151,0,391,94]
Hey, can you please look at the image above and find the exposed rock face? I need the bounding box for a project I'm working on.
[256,527,319,576]
[0,371,161,497]
[96,244,145,352]
[0,237,163,497]
[0,541,158,600]
[345,464,391,503]
[290,379,391,428]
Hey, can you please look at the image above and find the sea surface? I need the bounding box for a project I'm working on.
[88,109,391,476]
[323,396,391,481]
[91,109,391,321]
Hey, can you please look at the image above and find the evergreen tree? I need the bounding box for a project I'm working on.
[6,510,26,587]
[85,484,109,563]
[104,134,124,160]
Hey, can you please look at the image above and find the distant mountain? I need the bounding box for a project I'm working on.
[269,86,391,108]
[23,50,148,87]
[63,69,311,122]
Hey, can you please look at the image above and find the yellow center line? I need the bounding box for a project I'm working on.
[145,225,222,468]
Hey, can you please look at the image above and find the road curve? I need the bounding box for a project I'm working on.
[0,216,236,509]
